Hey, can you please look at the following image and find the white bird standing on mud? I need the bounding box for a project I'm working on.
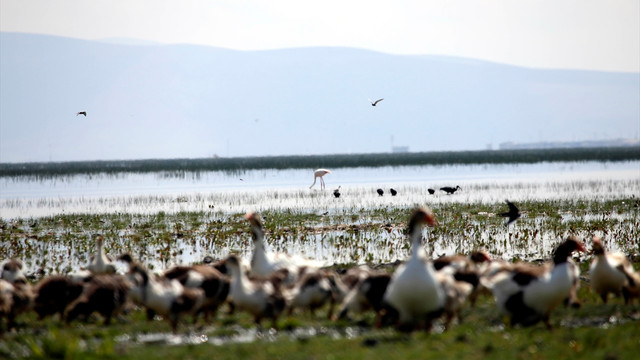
[309,169,331,190]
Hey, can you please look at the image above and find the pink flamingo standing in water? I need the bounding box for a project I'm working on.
[309,169,331,190]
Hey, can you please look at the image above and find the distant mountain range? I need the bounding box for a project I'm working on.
[1,32,638,163]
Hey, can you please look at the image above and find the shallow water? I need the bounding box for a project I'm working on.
[1,161,638,274]
[1,161,638,218]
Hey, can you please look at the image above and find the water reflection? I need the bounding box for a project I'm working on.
[1,161,638,219]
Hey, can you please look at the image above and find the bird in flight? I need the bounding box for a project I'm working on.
[76,111,87,116]
[369,98,384,106]
[499,200,521,225]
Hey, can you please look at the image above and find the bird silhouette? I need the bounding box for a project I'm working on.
[428,188,435,195]
[309,169,331,190]
[369,98,384,106]
[377,188,384,196]
[76,111,87,117]
[333,186,341,198]
[390,188,397,196]
[499,200,521,225]
[440,186,461,195]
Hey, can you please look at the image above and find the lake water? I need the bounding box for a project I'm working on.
[1,161,638,219]
[1,160,639,273]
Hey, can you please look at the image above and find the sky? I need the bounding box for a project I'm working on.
[1,0,639,73]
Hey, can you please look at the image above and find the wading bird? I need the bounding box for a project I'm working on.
[309,169,331,190]
[428,188,435,195]
[333,186,341,198]
[500,200,521,225]
[376,189,384,196]
[390,188,397,196]
[440,186,461,195]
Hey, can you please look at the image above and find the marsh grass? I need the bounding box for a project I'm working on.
[1,196,638,275]
[1,273,639,359]
[1,167,639,358]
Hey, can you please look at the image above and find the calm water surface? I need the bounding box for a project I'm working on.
[1,161,638,218]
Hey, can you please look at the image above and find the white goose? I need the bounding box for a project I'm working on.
[589,236,637,304]
[245,212,321,282]
[88,235,116,275]
[485,236,585,329]
[382,207,444,332]
[225,254,286,328]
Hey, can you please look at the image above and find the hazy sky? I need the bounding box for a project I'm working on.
[2,0,638,72]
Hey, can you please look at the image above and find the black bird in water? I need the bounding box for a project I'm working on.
[76,111,87,116]
[333,186,341,198]
[440,185,461,195]
[377,188,384,196]
[390,188,397,196]
[428,188,435,195]
[500,200,521,225]
[369,98,384,106]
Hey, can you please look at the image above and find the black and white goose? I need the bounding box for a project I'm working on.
[382,207,444,332]
[484,236,585,329]
[589,236,637,304]
[224,254,286,329]
[434,251,492,308]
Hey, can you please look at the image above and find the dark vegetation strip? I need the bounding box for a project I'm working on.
[2,146,639,178]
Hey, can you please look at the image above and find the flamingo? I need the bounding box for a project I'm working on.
[309,169,331,190]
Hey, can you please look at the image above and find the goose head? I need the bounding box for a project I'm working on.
[591,236,606,256]
[552,236,586,264]
[245,212,265,243]
[407,207,437,237]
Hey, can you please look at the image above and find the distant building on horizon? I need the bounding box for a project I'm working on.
[499,138,639,150]
[392,146,409,153]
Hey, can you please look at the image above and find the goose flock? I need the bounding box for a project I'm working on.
[1,207,639,335]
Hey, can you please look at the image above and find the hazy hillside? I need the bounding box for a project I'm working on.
[1,32,638,163]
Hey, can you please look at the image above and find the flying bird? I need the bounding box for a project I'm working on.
[76,111,87,117]
[309,169,331,190]
[440,186,461,195]
[377,188,384,196]
[369,98,384,106]
[499,200,521,225]
[390,188,397,196]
